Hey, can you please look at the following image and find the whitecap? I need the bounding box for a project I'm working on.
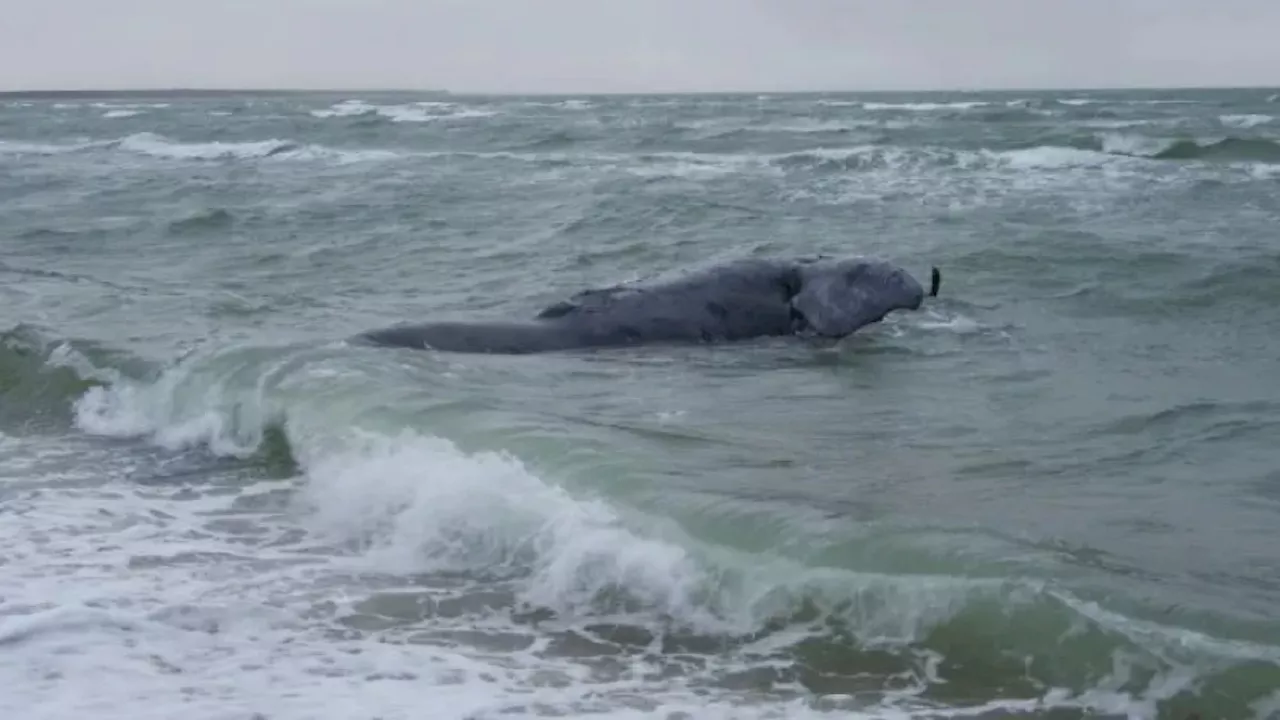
[1220,113,1273,129]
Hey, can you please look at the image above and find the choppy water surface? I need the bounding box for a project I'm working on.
[2,88,1279,720]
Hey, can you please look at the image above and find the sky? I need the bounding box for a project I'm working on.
[3,0,1278,94]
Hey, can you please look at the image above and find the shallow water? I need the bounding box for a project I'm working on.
[2,88,1279,719]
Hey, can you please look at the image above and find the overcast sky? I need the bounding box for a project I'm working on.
[3,0,1278,94]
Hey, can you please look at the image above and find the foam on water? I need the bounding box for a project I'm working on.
[0,356,974,719]
[1248,163,1280,179]
[1,479,704,720]
[997,146,1120,169]
[1220,113,1273,129]
[1100,133,1172,158]
[113,132,398,164]
[309,99,379,118]
[5,333,1260,717]
[0,139,102,155]
[753,120,877,134]
[91,102,171,110]
[861,101,988,111]
[542,99,594,110]
[310,99,498,123]
[117,132,297,161]
[1,132,398,165]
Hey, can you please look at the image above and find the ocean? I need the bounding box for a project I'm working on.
[1,87,1278,720]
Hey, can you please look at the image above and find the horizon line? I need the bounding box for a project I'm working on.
[1,81,1278,98]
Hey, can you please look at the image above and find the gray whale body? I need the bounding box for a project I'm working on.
[353,255,940,355]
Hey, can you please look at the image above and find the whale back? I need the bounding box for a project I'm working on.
[533,258,800,344]
[790,257,925,338]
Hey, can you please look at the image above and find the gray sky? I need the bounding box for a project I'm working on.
[4,0,1278,93]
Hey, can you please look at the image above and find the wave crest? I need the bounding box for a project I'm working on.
[1,132,399,164]
[0,324,144,432]
[34,340,1277,715]
[310,99,497,123]
[1100,133,1280,164]
[115,132,294,161]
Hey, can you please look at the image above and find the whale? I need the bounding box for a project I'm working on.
[352,255,941,355]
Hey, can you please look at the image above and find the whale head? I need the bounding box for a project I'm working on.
[790,257,938,338]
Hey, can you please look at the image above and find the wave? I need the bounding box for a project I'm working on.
[1058,98,1202,106]
[0,324,146,432]
[1220,114,1274,129]
[405,139,1280,178]
[0,132,399,164]
[1,133,395,164]
[3,328,1271,717]
[515,99,595,111]
[115,132,306,161]
[30,101,170,112]
[476,136,1280,178]
[1150,137,1280,163]
[819,98,1049,113]
[745,119,870,135]
[517,129,584,150]
[760,134,1280,171]
[861,101,989,111]
[309,99,497,123]
[816,97,1143,116]
[0,138,109,156]
[122,131,399,163]
[765,144,1127,174]
[91,101,171,110]
[1100,134,1280,164]
[167,207,235,234]
[8,130,1275,187]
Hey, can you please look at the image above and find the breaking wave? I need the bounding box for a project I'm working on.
[758,137,1280,175]
[114,132,400,163]
[0,133,399,164]
[0,323,1274,718]
[1148,137,1280,163]
[1220,114,1274,130]
[309,99,498,123]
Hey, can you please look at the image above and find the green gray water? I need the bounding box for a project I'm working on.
[1,88,1279,720]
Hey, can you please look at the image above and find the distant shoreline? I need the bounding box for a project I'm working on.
[0,84,1275,100]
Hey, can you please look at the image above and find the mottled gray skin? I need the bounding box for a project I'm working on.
[353,256,939,355]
